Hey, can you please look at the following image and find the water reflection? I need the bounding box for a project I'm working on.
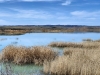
[0,33,100,50]
[0,63,43,75]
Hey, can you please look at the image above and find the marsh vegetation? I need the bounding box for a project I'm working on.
[48,41,100,49]
[1,46,57,65]
[44,40,100,75]
[0,39,100,75]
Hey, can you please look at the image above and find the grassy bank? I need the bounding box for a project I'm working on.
[48,41,100,49]
[1,25,100,35]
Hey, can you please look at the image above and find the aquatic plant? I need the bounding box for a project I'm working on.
[31,46,58,65]
[1,45,19,62]
[43,48,100,75]
[48,41,100,49]
[94,39,100,42]
[83,39,100,42]
[1,45,58,65]
[83,39,93,42]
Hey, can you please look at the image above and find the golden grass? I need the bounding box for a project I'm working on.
[1,45,19,62]
[83,39,100,42]
[1,40,100,75]
[1,45,58,65]
[48,41,100,49]
[43,48,100,75]
[0,30,30,35]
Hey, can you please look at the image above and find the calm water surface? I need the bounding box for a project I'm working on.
[0,33,100,50]
[0,63,43,75]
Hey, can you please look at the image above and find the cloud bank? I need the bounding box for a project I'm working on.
[0,0,72,6]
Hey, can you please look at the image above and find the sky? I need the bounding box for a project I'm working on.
[0,0,100,25]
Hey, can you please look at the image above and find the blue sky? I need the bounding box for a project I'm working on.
[0,0,100,25]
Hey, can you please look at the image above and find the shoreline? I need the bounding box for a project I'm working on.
[0,25,100,35]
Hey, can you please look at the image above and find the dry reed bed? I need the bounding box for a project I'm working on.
[83,39,93,42]
[0,30,31,35]
[43,48,100,75]
[48,41,100,49]
[0,45,58,65]
[83,39,100,42]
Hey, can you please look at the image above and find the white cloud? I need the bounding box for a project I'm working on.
[11,8,54,19]
[57,16,69,19]
[62,0,72,5]
[0,0,11,2]
[71,11,88,17]
[0,8,71,21]
[0,0,60,2]
[0,0,67,6]
[0,8,55,19]
[85,3,100,5]
[0,19,9,25]
[0,0,3,1]
[0,13,11,17]
[1,8,100,21]
[70,10,100,19]
[87,18,96,20]
[19,0,59,2]
[0,19,6,22]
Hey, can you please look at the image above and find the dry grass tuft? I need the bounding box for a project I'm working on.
[31,46,58,65]
[83,39,93,42]
[1,45,19,62]
[48,41,100,49]
[43,48,100,75]
[13,46,33,65]
[1,45,58,65]
[83,39,100,42]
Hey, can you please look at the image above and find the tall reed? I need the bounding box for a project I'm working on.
[43,48,100,75]
[1,45,58,65]
[48,41,100,49]
[83,39,100,42]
